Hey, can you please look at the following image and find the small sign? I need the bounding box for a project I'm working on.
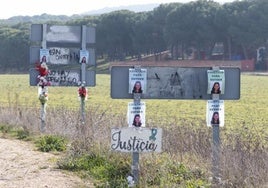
[79,50,89,64]
[127,102,146,127]
[206,100,224,127]
[111,127,162,153]
[207,70,225,94]
[129,68,147,94]
[40,49,49,63]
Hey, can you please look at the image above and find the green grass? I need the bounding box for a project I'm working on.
[0,73,267,187]
[0,73,267,148]
[0,73,267,129]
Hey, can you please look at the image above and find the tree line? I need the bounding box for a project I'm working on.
[0,0,267,72]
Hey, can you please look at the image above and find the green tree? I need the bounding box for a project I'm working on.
[0,23,29,72]
[96,10,135,61]
[165,0,220,60]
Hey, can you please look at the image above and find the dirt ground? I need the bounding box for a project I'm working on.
[0,137,94,188]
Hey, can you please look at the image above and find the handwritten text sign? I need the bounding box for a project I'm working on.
[111,127,162,153]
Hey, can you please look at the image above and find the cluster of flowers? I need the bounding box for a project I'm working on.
[35,57,50,104]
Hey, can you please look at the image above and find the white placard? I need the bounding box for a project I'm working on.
[79,50,89,64]
[206,100,224,127]
[40,49,49,63]
[127,102,146,127]
[111,127,162,153]
[129,68,147,94]
[207,70,225,94]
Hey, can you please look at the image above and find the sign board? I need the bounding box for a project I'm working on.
[30,47,96,66]
[29,67,95,87]
[206,100,224,127]
[31,24,96,44]
[111,127,162,153]
[111,66,240,100]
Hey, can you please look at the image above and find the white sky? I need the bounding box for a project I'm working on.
[0,0,235,19]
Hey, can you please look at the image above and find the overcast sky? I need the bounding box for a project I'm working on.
[1,0,235,19]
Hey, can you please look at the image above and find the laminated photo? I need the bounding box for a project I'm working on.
[79,50,89,64]
[207,70,225,94]
[206,100,224,127]
[40,49,49,63]
[129,68,147,94]
[127,102,146,127]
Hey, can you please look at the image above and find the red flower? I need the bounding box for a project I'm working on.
[78,87,87,98]
[35,61,49,77]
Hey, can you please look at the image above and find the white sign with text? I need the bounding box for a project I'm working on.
[111,127,162,153]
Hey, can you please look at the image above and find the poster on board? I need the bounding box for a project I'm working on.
[207,70,225,94]
[79,50,89,64]
[127,102,146,127]
[40,49,49,63]
[206,100,224,127]
[129,68,147,94]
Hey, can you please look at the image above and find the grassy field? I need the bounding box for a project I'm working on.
[0,73,268,187]
[0,73,267,129]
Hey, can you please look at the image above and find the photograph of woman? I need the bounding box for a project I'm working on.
[211,111,220,125]
[41,55,47,63]
[132,81,143,94]
[211,82,221,94]
[80,56,86,64]
[132,114,142,127]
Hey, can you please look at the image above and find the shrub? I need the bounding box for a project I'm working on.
[35,135,67,152]
[0,124,12,134]
[58,152,130,187]
[17,129,30,140]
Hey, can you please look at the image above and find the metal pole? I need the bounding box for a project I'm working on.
[80,25,87,124]
[40,24,47,132]
[40,103,46,132]
[212,124,220,184]
[131,93,141,185]
[211,66,221,185]
[132,152,140,184]
[81,97,85,124]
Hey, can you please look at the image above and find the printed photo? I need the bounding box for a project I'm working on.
[206,100,224,127]
[207,70,225,94]
[79,50,89,64]
[127,102,146,127]
[39,49,49,63]
[129,68,147,94]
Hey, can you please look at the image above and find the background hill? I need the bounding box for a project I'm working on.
[0,4,157,25]
[82,3,158,15]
